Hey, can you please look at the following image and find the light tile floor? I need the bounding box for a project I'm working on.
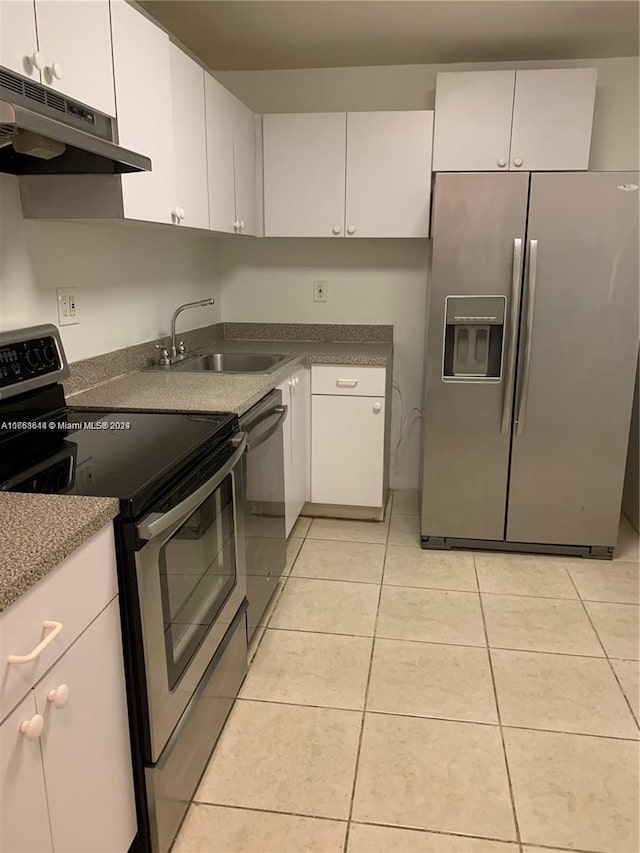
[174,493,640,853]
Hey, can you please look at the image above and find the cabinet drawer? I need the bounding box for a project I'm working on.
[0,524,117,723]
[311,365,386,397]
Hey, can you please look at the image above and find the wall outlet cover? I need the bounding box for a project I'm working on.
[57,287,79,326]
[313,280,328,302]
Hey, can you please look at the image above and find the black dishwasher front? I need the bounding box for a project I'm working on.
[239,389,288,638]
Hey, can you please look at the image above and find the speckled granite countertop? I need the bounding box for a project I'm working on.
[69,341,392,417]
[0,494,119,613]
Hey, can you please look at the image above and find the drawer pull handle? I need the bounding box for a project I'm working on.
[336,379,358,388]
[7,621,63,664]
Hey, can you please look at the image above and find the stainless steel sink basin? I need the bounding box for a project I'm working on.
[170,352,292,374]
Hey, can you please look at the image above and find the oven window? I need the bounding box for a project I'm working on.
[159,473,237,690]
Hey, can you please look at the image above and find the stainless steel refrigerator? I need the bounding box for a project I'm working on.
[421,171,639,558]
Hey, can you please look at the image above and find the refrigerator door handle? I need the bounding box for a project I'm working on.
[515,239,538,437]
[500,238,524,435]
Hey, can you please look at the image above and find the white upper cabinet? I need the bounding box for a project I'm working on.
[169,43,209,229]
[233,97,258,236]
[433,70,515,171]
[433,68,596,172]
[111,0,175,224]
[509,68,597,171]
[263,112,347,237]
[0,0,40,80]
[263,111,433,237]
[345,111,433,238]
[34,0,115,116]
[205,73,238,234]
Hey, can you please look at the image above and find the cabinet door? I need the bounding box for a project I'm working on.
[433,71,515,172]
[290,367,310,519]
[277,378,295,536]
[345,111,433,238]
[34,598,137,853]
[35,0,115,115]
[111,0,174,224]
[263,113,346,237]
[509,68,596,171]
[205,73,237,234]
[0,0,40,80]
[0,693,53,853]
[233,97,258,236]
[169,43,209,229]
[312,395,385,508]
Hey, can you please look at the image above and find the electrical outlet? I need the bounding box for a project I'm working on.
[313,280,328,302]
[57,288,79,326]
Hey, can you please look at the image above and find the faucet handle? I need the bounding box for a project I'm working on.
[177,341,186,354]
[154,345,170,364]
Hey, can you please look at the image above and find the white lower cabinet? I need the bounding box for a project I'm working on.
[278,366,310,536]
[312,394,385,508]
[0,693,53,853]
[34,598,137,853]
[0,526,137,853]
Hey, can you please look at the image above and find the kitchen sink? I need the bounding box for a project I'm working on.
[169,352,292,374]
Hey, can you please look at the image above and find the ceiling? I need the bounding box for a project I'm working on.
[138,0,640,71]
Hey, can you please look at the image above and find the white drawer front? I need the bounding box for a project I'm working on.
[0,524,117,723]
[311,365,386,397]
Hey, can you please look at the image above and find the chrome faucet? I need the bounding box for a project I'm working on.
[156,298,216,365]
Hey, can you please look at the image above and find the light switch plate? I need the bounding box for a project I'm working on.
[57,288,79,326]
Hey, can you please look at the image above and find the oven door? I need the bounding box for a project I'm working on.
[133,433,247,762]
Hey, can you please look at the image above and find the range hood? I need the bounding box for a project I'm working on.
[0,66,151,175]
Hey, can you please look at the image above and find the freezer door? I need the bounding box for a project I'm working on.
[507,172,640,547]
[421,172,529,540]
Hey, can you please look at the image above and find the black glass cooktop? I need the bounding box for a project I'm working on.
[0,408,237,519]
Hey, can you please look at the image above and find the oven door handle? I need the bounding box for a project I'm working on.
[246,405,288,452]
[136,432,248,542]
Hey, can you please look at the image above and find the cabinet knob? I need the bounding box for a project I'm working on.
[47,60,63,81]
[171,208,180,224]
[30,51,44,71]
[346,225,356,235]
[497,158,507,168]
[20,714,44,740]
[233,220,240,232]
[332,225,341,235]
[513,158,523,168]
[239,220,245,231]
[177,207,185,221]
[47,683,70,709]
[373,402,382,413]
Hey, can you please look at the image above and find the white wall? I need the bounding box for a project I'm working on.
[220,239,428,489]
[0,175,222,363]
[216,55,639,488]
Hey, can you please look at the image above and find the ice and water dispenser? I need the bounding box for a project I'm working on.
[443,296,506,381]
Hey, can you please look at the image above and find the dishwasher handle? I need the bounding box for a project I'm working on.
[246,405,288,452]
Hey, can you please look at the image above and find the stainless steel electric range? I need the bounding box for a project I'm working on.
[0,324,249,853]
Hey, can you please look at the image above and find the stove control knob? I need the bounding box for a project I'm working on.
[42,342,57,367]
[24,348,41,371]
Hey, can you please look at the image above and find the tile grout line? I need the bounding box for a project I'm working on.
[232,695,640,743]
[565,569,640,731]
[473,553,524,853]
[341,491,393,853]
[260,623,633,661]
